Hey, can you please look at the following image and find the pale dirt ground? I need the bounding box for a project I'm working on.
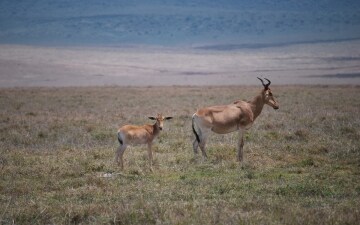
[0,40,360,87]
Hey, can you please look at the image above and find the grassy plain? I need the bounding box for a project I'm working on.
[0,85,359,224]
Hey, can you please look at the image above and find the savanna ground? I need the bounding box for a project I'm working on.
[0,85,359,224]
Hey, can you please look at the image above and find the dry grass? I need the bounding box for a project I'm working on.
[0,85,360,224]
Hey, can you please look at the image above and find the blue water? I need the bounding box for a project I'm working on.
[0,0,360,47]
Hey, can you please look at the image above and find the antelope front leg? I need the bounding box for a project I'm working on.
[237,129,244,162]
[147,143,153,167]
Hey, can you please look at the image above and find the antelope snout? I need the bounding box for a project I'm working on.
[268,100,279,110]
[273,102,279,110]
[159,127,163,131]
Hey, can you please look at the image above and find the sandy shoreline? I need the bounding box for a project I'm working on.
[1,40,360,87]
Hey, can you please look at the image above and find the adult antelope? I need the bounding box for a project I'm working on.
[192,77,279,162]
[116,114,173,169]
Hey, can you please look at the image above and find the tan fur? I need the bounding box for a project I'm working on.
[116,114,172,169]
[192,79,279,162]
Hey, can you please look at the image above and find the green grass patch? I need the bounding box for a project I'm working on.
[1,86,359,224]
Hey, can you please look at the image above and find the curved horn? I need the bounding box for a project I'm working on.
[257,77,271,90]
[257,77,266,87]
[264,78,271,88]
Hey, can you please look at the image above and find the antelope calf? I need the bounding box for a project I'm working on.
[116,114,173,169]
[192,77,279,162]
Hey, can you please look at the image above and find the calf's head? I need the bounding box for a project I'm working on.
[149,113,173,130]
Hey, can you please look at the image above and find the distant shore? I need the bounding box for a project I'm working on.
[0,40,359,87]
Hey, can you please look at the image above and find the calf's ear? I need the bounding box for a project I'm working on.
[148,117,156,120]
[165,117,173,120]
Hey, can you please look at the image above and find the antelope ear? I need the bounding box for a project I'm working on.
[148,117,156,120]
[165,117,173,120]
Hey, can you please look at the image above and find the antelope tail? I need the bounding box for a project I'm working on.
[117,132,123,145]
[192,114,200,143]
